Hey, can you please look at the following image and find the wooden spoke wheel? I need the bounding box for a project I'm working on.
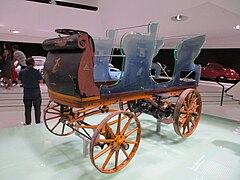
[90,110,141,174]
[43,101,75,136]
[173,89,202,137]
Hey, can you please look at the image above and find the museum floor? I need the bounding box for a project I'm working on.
[0,81,239,180]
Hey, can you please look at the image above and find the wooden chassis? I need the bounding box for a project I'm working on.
[48,85,197,109]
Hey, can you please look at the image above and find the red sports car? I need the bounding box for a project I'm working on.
[201,63,240,82]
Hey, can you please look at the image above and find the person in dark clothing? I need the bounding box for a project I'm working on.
[0,43,12,89]
[18,57,43,125]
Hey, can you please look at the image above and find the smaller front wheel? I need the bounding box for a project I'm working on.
[43,101,75,136]
[90,110,141,174]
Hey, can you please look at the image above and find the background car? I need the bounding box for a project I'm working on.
[15,56,46,78]
[201,62,239,82]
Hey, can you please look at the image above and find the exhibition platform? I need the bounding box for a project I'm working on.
[0,81,239,179]
[0,113,239,179]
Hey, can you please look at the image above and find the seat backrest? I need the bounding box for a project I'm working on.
[172,34,206,85]
[101,23,160,95]
[174,34,206,70]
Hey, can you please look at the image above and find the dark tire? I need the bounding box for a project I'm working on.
[216,76,227,82]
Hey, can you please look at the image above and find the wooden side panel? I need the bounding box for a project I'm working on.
[77,33,100,97]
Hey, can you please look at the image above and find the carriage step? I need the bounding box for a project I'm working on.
[159,118,175,124]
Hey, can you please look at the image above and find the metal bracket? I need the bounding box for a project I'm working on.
[75,129,90,158]
[156,119,161,133]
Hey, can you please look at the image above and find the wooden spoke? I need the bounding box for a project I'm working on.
[43,101,75,136]
[95,139,115,143]
[186,121,190,132]
[121,147,130,159]
[180,109,187,114]
[191,104,199,110]
[94,145,112,160]
[179,114,187,119]
[105,124,115,138]
[191,97,198,105]
[115,150,119,169]
[183,101,188,110]
[46,111,61,115]
[102,149,115,170]
[182,125,186,134]
[124,139,138,144]
[190,118,196,126]
[179,119,187,128]
[116,114,121,135]
[45,115,61,121]
[120,117,133,135]
[51,107,61,113]
[45,104,60,111]
[173,89,202,137]
[90,110,141,174]
[107,114,129,126]
[51,121,60,131]
[125,127,138,138]
[61,122,66,135]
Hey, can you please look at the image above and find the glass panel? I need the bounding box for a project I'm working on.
[93,29,117,82]
[100,24,206,96]
[101,23,159,95]
[171,34,206,86]
[151,39,164,78]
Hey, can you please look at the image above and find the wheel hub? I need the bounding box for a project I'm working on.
[113,135,125,150]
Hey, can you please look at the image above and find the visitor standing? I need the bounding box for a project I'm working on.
[12,44,27,70]
[18,57,43,125]
[0,43,12,89]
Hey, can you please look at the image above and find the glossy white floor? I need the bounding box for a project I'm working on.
[0,81,239,179]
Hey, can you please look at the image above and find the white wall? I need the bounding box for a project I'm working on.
[0,0,103,43]
[98,0,209,47]
[0,0,240,48]
[227,82,240,101]
[98,0,240,48]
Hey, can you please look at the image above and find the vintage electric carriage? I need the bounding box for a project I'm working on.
[42,23,206,174]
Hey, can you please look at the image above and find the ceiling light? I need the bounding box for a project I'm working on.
[176,15,182,21]
[233,25,240,30]
[9,30,20,34]
[171,15,188,22]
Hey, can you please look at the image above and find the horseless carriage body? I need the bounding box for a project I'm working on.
[42,23,206,174]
